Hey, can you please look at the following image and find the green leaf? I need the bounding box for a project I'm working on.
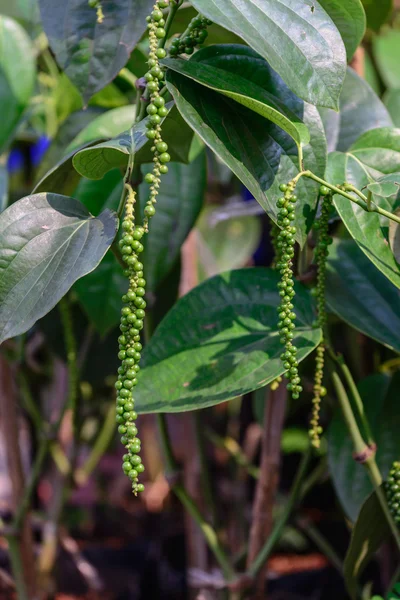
[163,46,310,146]
[361,0,392,31]
[54,73,127,125]
[38,0,153,102]
[166,67,326,247]
[325,239,400,352]
[196,207,262,280]
[319,67,392,153]
[384,89,400,127]
[328,371,400,521]
[325,143,400,288]
[367,173,400,198]
[168,5,244,46]
[74,252,126,337]
[189,0,346,109]
[389,209,400,264]
[135,268,322,413]
[317,0,366,60]
[344,488,390,599]
[140,152,207,293]
[0,15,36,152]
[364,52,381,95]
[0,0,41,35]
[373,29,400,88]
[34,108,103,194]
[66,106,136,154]
[73,105,195,179]
[0,193,117,344]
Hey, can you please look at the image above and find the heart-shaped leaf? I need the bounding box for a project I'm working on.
[163,47,310,146]
[362,0,392,32]
[189,0,346,109]
[317,0,366,60]
[373,29,400,89]
[0,15,36,152]
[344,487,390,599]
[328,371,400,521]
[167,64,326,247]
[320,68,392,153]
[325,146,400,288]
[367,173,400,198]
[0,193,117,344]
[38,0,153,102]
[326,239,400,353]
[74,252,127,337]
[135,268,322,413]
[384,88,400,127]
[196,207,262,280]
[389,209,400,264]
[73,105,195,179]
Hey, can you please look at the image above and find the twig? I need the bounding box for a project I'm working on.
[0,356,37,599]
[246,384,287,598]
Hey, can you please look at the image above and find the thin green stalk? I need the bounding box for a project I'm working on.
[331,372,366,456]
[301,170,400,226]
[247,448,311,579]
[296,518,343,573]
[118,68,137,91]
[75,403,116,485]
[194,411,218,526]
[156,414,235,582]
[387,562,400,599]
[331,370,400,554]
[14,439,49,530]
[339,358,375,446]
[6,537,29,600]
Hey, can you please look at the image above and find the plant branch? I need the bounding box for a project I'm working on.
[331,370,400,554]
[299,170,400,225]
[246,384,287,598]
[194,411,218,527]
[247,447,311,579]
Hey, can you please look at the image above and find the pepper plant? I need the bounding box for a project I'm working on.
[1,0,400,598]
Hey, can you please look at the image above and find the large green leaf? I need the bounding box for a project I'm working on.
[384,89,400,127]
[166,68,326,247]
[373,29,400,89]
[0,193,117,344]
[74,252,126,337]
[163,47,310,146]
[0,0,41,34]
[344,488,390,599]
[0,15,35,152]
[34,108,102,194]
[73,105,195,179]
[362,0,392,31]
[189,0,346,109]
[38,0,153,102]
[66,106,135,154]
[319,67,392,153]
[135,268,322,413]
[140,152,207,293]
[196,207,262,280]
[325,144,400,288]
[328,372,400,521]
[317,0,366,60]
[325,239,400,352]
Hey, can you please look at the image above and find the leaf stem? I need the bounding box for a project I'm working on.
[247,447,311,579]
[327,350,375,447]
[299,170,400,225]
[331,370,400,554]
[156,413,235,582]
[194,411,218,527]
